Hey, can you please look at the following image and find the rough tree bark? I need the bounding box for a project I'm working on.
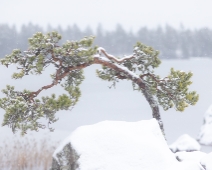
[142,88,165,136]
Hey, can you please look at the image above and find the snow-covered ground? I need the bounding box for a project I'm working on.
[174,151,212,170]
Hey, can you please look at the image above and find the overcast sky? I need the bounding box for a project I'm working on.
[1,0,212,32]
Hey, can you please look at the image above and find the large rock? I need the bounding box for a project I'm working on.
[50,119,202,170]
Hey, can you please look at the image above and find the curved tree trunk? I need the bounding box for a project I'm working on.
[94,56,166,138]
[24,50,166,138]
[142,88,165,138]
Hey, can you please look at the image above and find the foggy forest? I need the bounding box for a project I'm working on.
[1,23,212,59]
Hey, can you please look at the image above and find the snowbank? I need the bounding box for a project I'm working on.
[175,151,206,162]
[198,104,212,146]
[173,151,212,170]
[51,119,202,170]
[169,134,201,152]
[200,152,212,170]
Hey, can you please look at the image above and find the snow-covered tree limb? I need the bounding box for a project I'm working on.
[0,31,199,136]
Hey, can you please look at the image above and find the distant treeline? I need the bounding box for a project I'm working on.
[0,23,212,59]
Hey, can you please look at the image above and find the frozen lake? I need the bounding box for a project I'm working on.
[0,58,212,152]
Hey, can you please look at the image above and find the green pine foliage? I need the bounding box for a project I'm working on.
[96,43,199,112]
[0,32,96,134]
[0,31,199,135]
[156,68,199,111]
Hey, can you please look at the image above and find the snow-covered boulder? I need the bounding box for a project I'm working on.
[50,119,201,170]
[175,151,206,162]
[169,134,201,153]
[200,152,212,170]
[173,151,212,170]
[198,105,212,146]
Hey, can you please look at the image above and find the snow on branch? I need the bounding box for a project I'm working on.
[97,47,135,63]
[0,31,199,135]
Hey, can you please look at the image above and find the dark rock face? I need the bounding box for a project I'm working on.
[50,143,79,170]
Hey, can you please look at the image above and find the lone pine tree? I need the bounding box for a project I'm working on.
[0,31,199,136]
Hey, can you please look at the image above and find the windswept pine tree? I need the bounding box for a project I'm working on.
[0,31,199,136]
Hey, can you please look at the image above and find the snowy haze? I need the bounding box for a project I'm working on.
[1,0,212,152]
[1,0,212,31]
